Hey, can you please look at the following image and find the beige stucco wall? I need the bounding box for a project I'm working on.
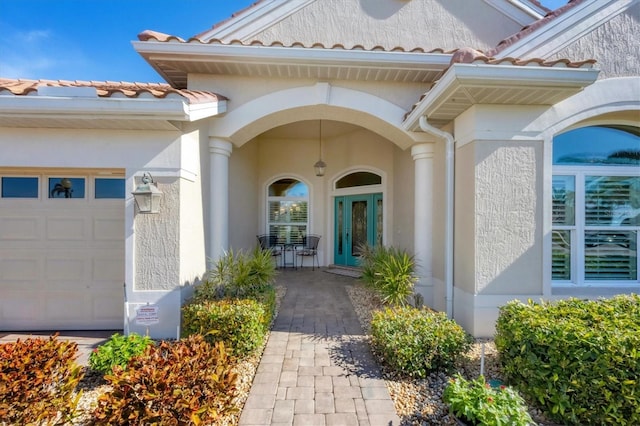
[549,4,640,80]
[251,0,522,51]
[453,105,546,296]
[229,141,260,252]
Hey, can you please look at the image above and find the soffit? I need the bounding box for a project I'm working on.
[403,58,599,130]
[134,35,454,89]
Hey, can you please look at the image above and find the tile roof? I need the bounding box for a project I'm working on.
[450,46,596,68]
[137,30,457,54]
[486,0,584,56]
[0,78,227,104]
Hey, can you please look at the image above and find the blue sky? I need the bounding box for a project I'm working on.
[0,0,568,83]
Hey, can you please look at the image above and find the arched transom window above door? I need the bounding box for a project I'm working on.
[335,171,382,189]
[267,178,308,244]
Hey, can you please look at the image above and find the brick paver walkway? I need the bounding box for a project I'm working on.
[239,268,401,426]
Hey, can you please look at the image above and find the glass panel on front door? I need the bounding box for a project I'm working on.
[334,193,382,266]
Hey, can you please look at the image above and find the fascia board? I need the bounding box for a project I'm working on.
[497,0,635,59]
[134,41,452,71]
[198,0,314,42]
[403,67,459,131]
[451,63,600,87]
[0,96,190,121]
[402,63,599,131]
[186,100,227,122]
[483,0,543,25]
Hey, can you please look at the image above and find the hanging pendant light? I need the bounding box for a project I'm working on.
[314,120,326,177]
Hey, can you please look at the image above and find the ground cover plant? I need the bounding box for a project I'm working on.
[92,335,238,425]
[0,334,84,425]
[88,332,154,375]
[443,373,534,426]
[495,295,640,425]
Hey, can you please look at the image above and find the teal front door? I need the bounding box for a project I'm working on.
[334,193,382,266]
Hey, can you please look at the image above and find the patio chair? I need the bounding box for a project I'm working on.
[296,234,321,270]
[257,234,282,268]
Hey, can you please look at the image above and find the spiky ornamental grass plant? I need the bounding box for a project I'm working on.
[358,243,418,306]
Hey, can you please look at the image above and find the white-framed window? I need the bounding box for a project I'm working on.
[552,125,640,286]
[267,178,309,244]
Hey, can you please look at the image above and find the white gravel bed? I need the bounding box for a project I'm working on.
[346,282,560,426]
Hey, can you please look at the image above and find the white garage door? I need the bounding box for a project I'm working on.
[0,170,125,330]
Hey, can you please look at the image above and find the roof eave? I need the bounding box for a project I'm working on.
[133,41,453,87]
[0,96,225,123]
[403,62,600,131]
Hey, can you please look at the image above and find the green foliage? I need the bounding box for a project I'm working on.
[495,295,640,425]
[183,248,277,357]
[92,335,238,425]
[182,296,273,357]
[0,334,84,425]
[88,332,154,375]
[194,247,276,301]
[358,243,418,306]
[443,373,534,426]
[370,306,473,378]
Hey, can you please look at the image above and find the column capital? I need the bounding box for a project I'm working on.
[209,138,233,157]
[411,143,435,161]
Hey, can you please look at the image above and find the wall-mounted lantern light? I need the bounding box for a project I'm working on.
[132,172,162,214]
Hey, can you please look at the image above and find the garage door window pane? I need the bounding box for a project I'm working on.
[49,177,85,198]
[1,177,39,198]
[95,178,125,199]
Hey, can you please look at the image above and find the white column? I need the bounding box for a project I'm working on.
[209,138,233,262]
[412,143,434,307]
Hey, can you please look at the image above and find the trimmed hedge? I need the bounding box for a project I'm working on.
[182,286,276,357]
[495,295,640,425]
[370,306,472,378]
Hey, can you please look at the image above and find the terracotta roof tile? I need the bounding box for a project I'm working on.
[0,78,227,104]
[137,32,458,55]
[450,46,596,68]
[487,0,584,56]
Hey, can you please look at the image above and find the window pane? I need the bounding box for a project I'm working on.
[1,177,38,198]
[552,176,575,225]
[553,126,640,166]
[552,230,571,280]
[268,225,306,244]
[585,176,640,226]
[268,179,308,197]
[95,178,125,199]
[585,231,637,280]
[49,177,85,198]
[268,201,308,223]
[336,172,382,189]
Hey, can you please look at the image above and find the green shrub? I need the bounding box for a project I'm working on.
[370,306,473,378]
[93,335,238,425]
[182,293,274,357]
[443,373,534,426]
[358,243,418,306]
[0,334,84,425]
[495,295,640,425]
[195,247,276,302]
[88,332,154,375]
[183,248,277,357]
